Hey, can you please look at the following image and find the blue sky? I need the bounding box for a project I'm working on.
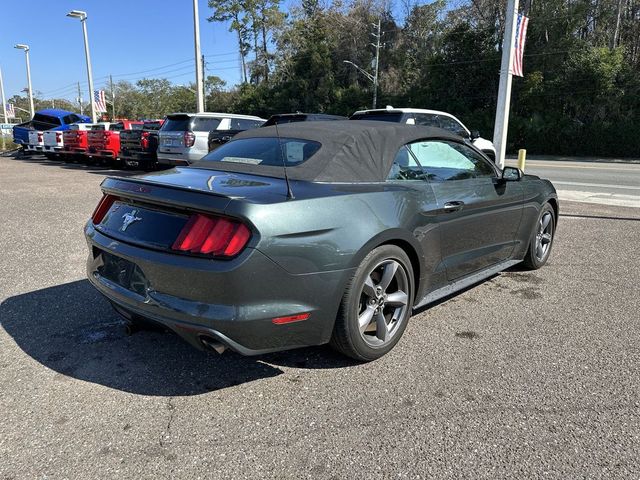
[0,0,245,102]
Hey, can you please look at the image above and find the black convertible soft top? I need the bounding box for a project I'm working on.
[192,120,460,182]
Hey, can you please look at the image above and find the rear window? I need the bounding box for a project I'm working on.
[197,137,321,167]
[110,123,125,131]
[32,114,62,127]
[193,117,222,132]
[349,112,404,123]
[161,116,192,131]
[91,124,106,131]
[130,123,144,130]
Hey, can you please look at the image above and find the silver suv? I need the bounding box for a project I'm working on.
[157,112,266,166]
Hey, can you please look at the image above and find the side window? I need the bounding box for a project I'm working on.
[193,117,222,132]
[439,116,468,137]
[407,140,495,182]
[414,114,441,128]
[387,146,426,181]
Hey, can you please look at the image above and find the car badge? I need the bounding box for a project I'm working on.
[121,209,142,232]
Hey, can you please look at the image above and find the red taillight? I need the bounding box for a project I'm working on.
[141,131,149,149]
[91,194,116,225]
[56,132,62,143]
[172,213,251,257]
[104,132,111,145]
[184,131,196,148]
[37,132,43,142]
[272,313,310,325]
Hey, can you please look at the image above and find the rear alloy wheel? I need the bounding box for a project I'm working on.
[522,203,555,269]
[331,245,414,361]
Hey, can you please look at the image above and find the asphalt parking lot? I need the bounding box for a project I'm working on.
[1,154,639,479]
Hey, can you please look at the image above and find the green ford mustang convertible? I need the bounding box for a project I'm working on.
[85,121,557,361]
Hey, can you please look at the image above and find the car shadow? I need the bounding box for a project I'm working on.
[0,280,356,396]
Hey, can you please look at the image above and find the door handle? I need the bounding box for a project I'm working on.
[443,201,465,212]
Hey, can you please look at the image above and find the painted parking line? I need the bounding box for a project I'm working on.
[509,161,640,171]
[557,190,640,208]
[552,181,640,191]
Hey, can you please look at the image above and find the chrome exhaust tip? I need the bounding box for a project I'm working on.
[200,336,227,354]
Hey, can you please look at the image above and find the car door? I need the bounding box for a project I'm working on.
[407,139,523,280]
[385,146,446,294]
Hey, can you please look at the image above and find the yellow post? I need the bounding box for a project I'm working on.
[517,149,527,171]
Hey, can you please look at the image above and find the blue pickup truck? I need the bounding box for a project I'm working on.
[13,109,91,149]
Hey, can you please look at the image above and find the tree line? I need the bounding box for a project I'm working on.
[8,0,640,156]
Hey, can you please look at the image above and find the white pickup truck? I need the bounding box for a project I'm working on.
[43,130,64,157]
[27,130,44,153]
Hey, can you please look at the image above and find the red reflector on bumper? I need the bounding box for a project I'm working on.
[272,313,310,325]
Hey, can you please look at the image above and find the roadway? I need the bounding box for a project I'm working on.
[1,155,639,478]
[505,158,640,208]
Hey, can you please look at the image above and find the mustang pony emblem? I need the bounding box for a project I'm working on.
[120,210,142,232]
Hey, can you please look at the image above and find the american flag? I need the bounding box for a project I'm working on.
[512,14,529,77]
[5,103,15,119]
[94,90,107,112]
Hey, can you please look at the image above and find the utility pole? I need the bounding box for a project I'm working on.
[202,55,207,112]
[493,0,520,168]
[192,0,205,113]
[109,74,115,120]
[371,18,382,109]
[77,82,83,115]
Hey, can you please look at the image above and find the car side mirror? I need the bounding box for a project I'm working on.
[502,166,523,181]
[470,130,481,140]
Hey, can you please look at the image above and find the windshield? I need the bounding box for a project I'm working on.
[350,112,404,123]
[263,115,307,126]
[196,137,321,167]
[143,122,163,130]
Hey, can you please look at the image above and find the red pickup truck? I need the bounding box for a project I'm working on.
[87,120,143,166]
[62,123,97,162]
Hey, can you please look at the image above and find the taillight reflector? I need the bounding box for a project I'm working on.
[91,194,116,225]
[272,313,310,325]
[172,213,251,257]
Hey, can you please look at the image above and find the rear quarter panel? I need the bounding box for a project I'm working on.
[225,184,440,295]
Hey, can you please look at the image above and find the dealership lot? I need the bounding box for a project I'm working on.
[1,155,639,478]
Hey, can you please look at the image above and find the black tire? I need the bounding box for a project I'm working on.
[522,203,556,270]
[330,245,414,361]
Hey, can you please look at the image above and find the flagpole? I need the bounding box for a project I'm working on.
[493,0,520,168]
[0,67,5,151]
[0,66,7,123]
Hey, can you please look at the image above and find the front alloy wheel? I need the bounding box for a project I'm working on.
[523,203,556,269]
[331,245,414,361]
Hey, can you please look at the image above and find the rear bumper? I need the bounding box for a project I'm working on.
[85,224,350,355]
[43,145,63,152]
[121,151,155,167]
[157,150,202,165]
